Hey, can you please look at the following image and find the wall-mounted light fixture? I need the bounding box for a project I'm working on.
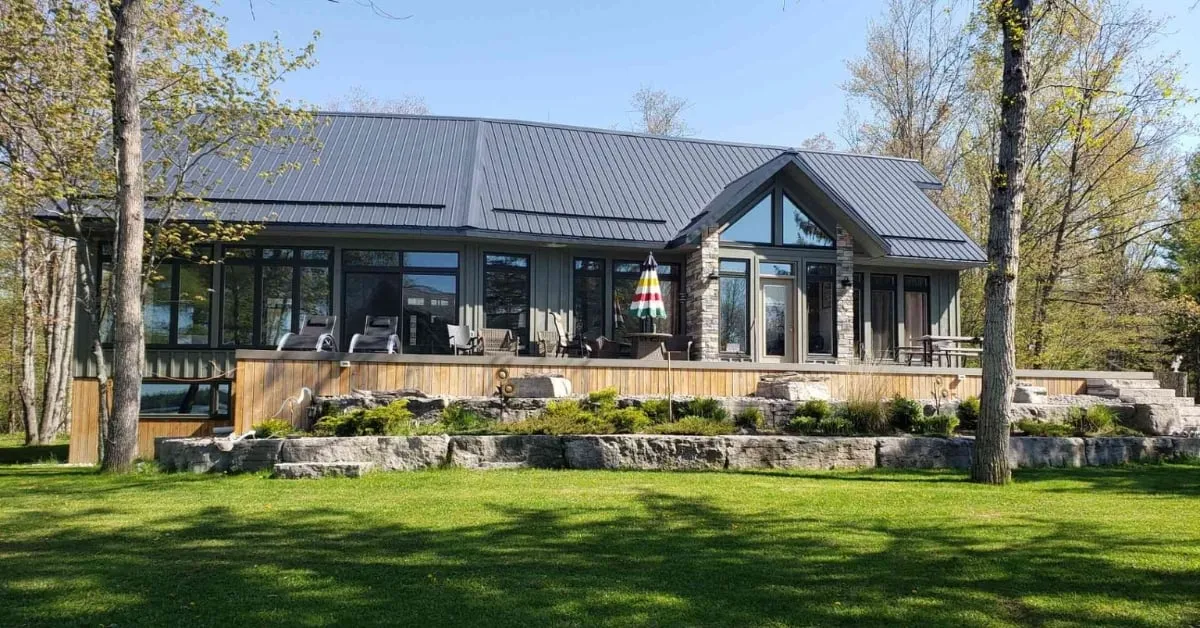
[707,272,720,282]
[840,279,853,288]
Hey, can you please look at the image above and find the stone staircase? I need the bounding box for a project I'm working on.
[1086,378,1200,435]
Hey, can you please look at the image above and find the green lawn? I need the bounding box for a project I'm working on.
[0,433,69,465]
[1,465,1198,627]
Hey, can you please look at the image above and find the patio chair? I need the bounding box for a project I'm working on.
[545,312,576,357]
[275,315,338,352]
[582,335,621,359]
[349,316,400,354]
[447,323,480,355]
[660,335,694,361]
[480,327,520,356]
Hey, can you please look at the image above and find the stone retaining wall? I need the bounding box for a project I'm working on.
[157,435,1200,474]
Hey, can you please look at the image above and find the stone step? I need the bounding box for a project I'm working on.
[1118,390,1184,404]
[1177,405,1200,417]
[272,462,374,479]
[1086,378,1161,390]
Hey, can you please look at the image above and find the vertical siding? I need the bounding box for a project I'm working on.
[530,248,571,344]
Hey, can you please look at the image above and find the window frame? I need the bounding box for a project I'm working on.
[720,184,835,250]
[483,252,532,350]
[138,379,232,421]
[339,248,461,353]
[612,259,681,338]
[805,262,838,357]
[903,274,932,345]
[99,245,216,349]
[717,258,751,356]
[218,246,334,349]
[571,257,607,339]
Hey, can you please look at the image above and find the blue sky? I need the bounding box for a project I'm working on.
[219,0,1200,150]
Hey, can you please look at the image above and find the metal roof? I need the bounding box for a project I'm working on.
[164,113,986,264]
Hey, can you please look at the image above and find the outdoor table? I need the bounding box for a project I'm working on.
[919,335,982,366]
[626,332,673,360]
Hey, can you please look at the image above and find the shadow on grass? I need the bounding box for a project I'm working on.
[0,443,68,465]
[1015,461,1200,498]
[1,473,1198,627]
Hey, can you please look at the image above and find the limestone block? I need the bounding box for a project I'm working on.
[755,374,831,401]
[508,374,573,398]
[1008,437,1084,468]
[724,436,875,470]
[1013,384,1048,404]
[272,462,373,479]
[1083,437,1170,466]
[1130,404,1181,436]
[448,435,565,469]
[563,435,726,470]
[876,437,973,469]
[279,436,449,471]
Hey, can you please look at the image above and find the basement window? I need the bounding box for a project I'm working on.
[139,382,231,419]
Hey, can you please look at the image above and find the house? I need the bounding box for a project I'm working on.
[66,113,1000,461]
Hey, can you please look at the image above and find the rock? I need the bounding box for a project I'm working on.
[1013,384,1048,404]
[508,374,573,398]
[563,435,726,470]
[272,462,373,479]
[1130,404,1181,436]
[876,437,973,469]
[1170,437,1200,458]
[279,436,449,471]
[1008,437,1084,468]
[448,435,565,469]
[755,374,831,401]
[156,438,283,473]
[1083,437,1169,466]
[724,436,875,470]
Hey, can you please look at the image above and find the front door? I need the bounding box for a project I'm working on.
[760,278,795,362]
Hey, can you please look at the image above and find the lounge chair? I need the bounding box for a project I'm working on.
[538,312,575,357]
[447,323,480,355]
[480,328,520,356]
[349,316,400,354]
[582,335,621,359]
[660,335,693,361]
[276,315,338,352]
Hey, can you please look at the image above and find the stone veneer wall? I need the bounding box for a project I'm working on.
[157,434,1200,474]
[835,226,855,363]
[685,227,721,361]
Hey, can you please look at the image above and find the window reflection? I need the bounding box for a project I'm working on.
[720,195,772,244]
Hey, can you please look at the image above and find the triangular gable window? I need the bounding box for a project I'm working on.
[720,194,772,244]
[782,193,834,248]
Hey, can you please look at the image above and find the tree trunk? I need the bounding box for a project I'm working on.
[17,225,41,446]
[973,0,1032,485]
[37,237,76,445]
[103,0,147,473]
[66,214,113,464]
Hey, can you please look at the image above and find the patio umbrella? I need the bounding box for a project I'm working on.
[629,253,667,331]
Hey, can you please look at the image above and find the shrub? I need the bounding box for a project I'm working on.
[439,403,493,434]
[912,414,959,438]
[816,416,855,436]
[795,399,833,421]
[645,416,736,436]
[313,400,415,437]
[586,387,620,412]
[502,399,611,435]
[784,415,820,435]
[888,395,923,432]
[840,399,889,435]
[252,418,296,438]
[956,396,981,431]
[733,407,764,430]
[601,407,651,434]
[1014,419,1074,437]
[639,399,673,424]
[1066,405,1117,436]
[686,397,728,422]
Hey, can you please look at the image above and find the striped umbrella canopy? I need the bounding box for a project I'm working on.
[629,253,667,321]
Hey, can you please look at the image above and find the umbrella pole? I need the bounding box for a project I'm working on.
[667,349,673,422]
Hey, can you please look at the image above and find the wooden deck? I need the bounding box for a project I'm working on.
[65,352,1154,464]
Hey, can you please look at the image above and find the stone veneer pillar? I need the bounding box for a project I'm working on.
[835,226,856,364]
[686,227,721,361]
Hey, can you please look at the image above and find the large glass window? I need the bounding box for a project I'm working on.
[904,275,931,347]
[783,193,834,248]
[720,195,773,244]
[718,259,749,355]
[573,258,606,339]
[341,250,458,354]
[806,263,836,355]
[870,274,898,359]
[140,381,230,418]
[612,260,680,344]
[100,246,214,347]
[484,254,531,350]
[220,247,332,348]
